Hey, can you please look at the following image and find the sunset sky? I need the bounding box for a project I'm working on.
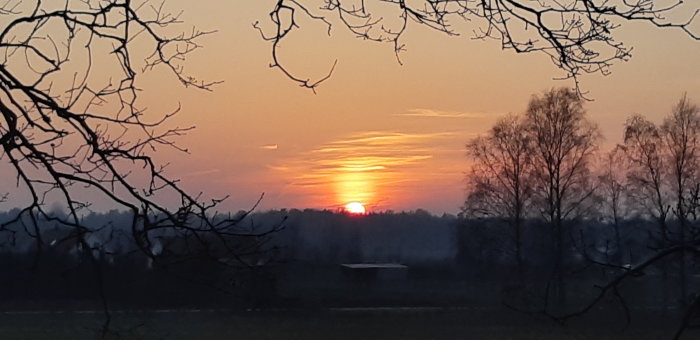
[140,1,699,214]
[4,1,699,215]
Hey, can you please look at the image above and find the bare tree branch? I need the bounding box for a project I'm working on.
[258,0,699,95]
[0,1,280,297]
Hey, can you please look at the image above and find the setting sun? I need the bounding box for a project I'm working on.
[344,202,366,214]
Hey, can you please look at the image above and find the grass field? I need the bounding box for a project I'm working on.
[0,307,695,340]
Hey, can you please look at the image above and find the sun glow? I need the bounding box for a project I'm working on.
[344,202,366,214]
[334,170,375,209]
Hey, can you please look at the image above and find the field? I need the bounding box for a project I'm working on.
[0,306,695,340]
[1,264,698,339]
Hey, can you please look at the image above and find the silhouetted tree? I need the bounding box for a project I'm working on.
[525,87,600,309]
[564,95,700,339]
[0,0,289,258]
[623,114,671,244]
[623,111,679,309]
[465,114,532,279]
[660,94,700,305]
[596,146,630,263]
[0,1,279,332]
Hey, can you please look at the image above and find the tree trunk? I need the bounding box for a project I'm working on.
[515,216,524,283]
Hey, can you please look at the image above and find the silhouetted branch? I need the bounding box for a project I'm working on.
[572,244,698,318]
[0,1,278,284]
[259,0,699,95]
[673,292,700,340]
[504,243,697,330]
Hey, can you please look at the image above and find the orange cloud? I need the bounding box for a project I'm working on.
[397,109,488,119]
[260,144,279,150]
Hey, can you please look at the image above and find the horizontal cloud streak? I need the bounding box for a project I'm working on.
[397,108,489,119]
[260,144,279,150]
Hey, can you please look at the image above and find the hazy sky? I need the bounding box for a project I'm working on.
[136,1,699,214]
[4,1,699,214]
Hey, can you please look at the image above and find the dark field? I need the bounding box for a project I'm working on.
[1,262,698,339]
[0,307,695,340]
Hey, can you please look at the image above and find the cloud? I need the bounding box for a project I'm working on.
[305,132,448,173]
[260,144,279,150]
[268,131,456,207]
[397,108,488,119]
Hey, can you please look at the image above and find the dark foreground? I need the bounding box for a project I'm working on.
[0,306,696,340]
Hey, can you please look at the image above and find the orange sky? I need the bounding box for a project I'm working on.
[3,1,699,214]
[139,1,699,214]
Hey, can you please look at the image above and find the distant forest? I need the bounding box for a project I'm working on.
[0,206,687,310]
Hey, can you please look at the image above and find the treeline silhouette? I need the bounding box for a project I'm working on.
[0,206,684,311]
[0,208,458,309]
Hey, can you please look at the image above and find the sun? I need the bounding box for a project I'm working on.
[344,202,366,215]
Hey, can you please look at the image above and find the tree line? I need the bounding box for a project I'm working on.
[463,87,700,315]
